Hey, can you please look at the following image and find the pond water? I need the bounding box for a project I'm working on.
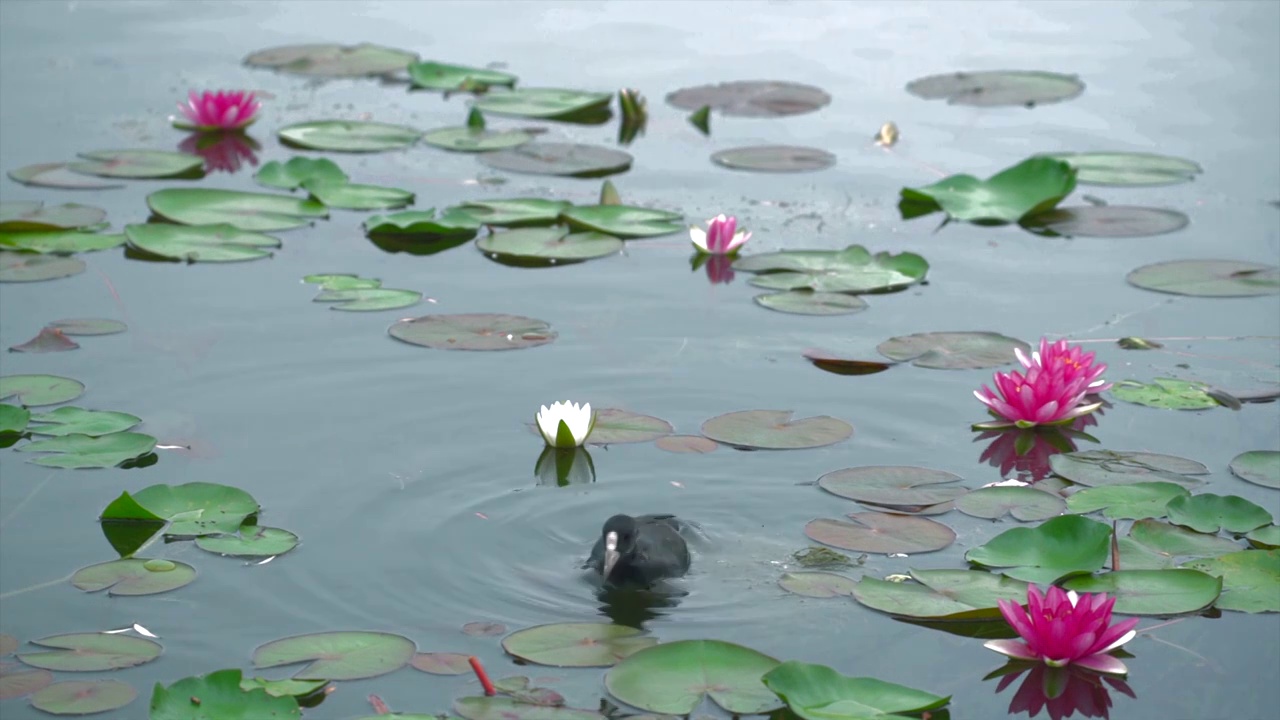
[1,1,1278,718]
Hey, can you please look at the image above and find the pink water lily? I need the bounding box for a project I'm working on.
[690,214,750,255]
[176,90,261,131]
[986,585,1139,676]
[974,338,1111,429]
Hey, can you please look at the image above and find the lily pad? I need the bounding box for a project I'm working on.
[454,696,601,720]
[27,407,141,437]
[410,652,472,675]
[422,126,534,152]
[755,291,869,315]
[196,525,299,557]
[733,245,928,294]
[147,189,328,232]
[477,228,623,264]
[389,313,557,351]
[806,513,955,554]
[876,331,1029,370]
[955,486,1066,521]
[501,623,655,668]
[560,205,683,238]
[17,633,161,672]
[279,120,423,153]
[152,668,301,720]
[244,42,416,77]
[711,145,836,173]
[17,432,156,468]
[604,640,781,715]
[104,481,259,537]
[654,435,718,454]
[802,351,893,376]
[1164,493,1273,534]
[701,409,852,450]
[478,143,632,178]
[255,157,349,190]
[586,409,673,445]
[0,230,126,254]
[1183,549,1279,613]
[0,375,85,406]
[778,571,858,598]
[1039,152,1203,186]
[68,150,203,179]
[314,287,422,312]
[1110,378,1220,410]
[252,631,416,680]
[1126,259,1280,297]
[0,404,29,433]
[46,318,126,336]
[1061,569,1221,615]
[1127,519,1244,561]
[473,88,612,120]
[966,515,1111,584]
[763,661,950,720]
[9,327,79,353]
[365,209,482,238]
[30,680,136,715]
[457,199,571,228]
[8,162,124,190]
[1247,525,1280,548]
[665,80,830,118]
[819,466,966,506]
[304,180,414,211]
[1066,482,1191,520]
[1023,206,1189,238]
[408,60,517,91]
[71,558,196,596]
[125,223,282,263]
[906,70,1085,108]
[1230,450,1280,489]
[1049,450,1207,487]
[0,664,53,700]
[0,251,86,282]
[0,202,107,231]
[851,569,1030,619]
[900,157,1077,223]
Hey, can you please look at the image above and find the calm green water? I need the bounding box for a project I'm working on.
[2,1,1278,718]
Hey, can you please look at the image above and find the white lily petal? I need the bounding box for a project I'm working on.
[689,226,709,252]
[1067,590,1080,607]
[1101,629,1137,653]
[133,624,159,638]
[1014,347,1032,368]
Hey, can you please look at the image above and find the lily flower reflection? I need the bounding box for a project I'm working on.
[988,661,1137,720]
[975,411,1103,483]
[178,132,260,174]
[690,252,735,285]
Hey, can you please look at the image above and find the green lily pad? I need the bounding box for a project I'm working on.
[17,432,156,468]
[255,157,349,190]
[304,273,383,290]
[1049,450,1208,487]
[31,680,136,715]
[409,652,472,675]
[47,318,126,336]
[279,120,422,152]
[389,313,557,351]
[152,668,301,720]
[71,558,196,596]
[244,42,416,77]
[763,661,950,720]
[147,189,328,232]
[365,209,482,238]
[0,230,126,254]
[252,631,416,680]
[0,664,53,700]
[473,88,612,120]
[711,145,836,173]
[0,202,107,232]
[0,375,84,406]
[454,696,601,720]
[1039,152,1203,186]
[1065,482,1191,520]
[560,205,683,238]
[104,481,259,537]
[1127,518,1244,561]
[196,525,299,557]
[966,515,1111,584]
[303,180,414,211]
[1110,378,1220,410]
[1165,493,1273,534]
[0,251,85,282]
[28,407,141,437]
[1230,451,1280,489]
[457,199,571,227]
[1061,569,1222,615]
[665,81,831,118]
[701,409,852,450]
[755,292,869,315]
[478,143,632,178]
[408,60,517,91]
[1183,549,1280,613]
[851,569,1029,619]
[806,512,955,555]
[501,623,655,668]
[422,126,534,152]
[1022,206,1189,238]
[0,404,30,433]
[8,162,124,190]
[586,408,672,445]
[126,223,282,263]
[68,150,203,179]
[1126,259,1280,297]
[955,486,1066,521]
[238,676,326,700]
[733,245,928,294]
[778,571,858,598]
[876,331,1029,370]
[314,287,422,312]
[477,228,623,264]
[900,157,1077,223]
[605,640,781,715]
[17,633,161,672]
[1247,525,1280,548]
[906,70,1084,107]
[819,466,966,506]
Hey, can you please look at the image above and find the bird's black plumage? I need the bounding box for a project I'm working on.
[587,513,691,587]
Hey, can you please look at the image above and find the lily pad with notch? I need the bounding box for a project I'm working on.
[244,42,417,77]
[410,652,472,675]
[805,512,955,554]
[255,157,349,190]
[196,524,299,557]
[0,229,126,254]
[16,633,161,672]
[876,331,1029,370]
[27,407,140,437]
[711,145,835,173]
[906,70,1084,108]
[1182,549,1280,613]
[851,569,1029,619]
[408,60,517,91]
[1066,481,1191,520]
[1111,378,1221,410]
[604,640,781,715]
[1165,493,1273,534]
[479,143,632,178]
[147,188,328,232]
[0,252,85,282]
[8,162,124,190]
[67,150,203,179]
[303,179,414,211]
[0,202,106,231]
[966,514,1112,584]
[665,80,831,117]
[1126,259,1280,297]
[17,432,156,468]
[763,661,950,720]
[1061,569,1221,615]
[125,223,280,262]
[733,245,928,294]
[390,313,557,351]
[1022,206,1189,238]
[30,680,136,716]
[1039,152,1203,187]
[1230,450,1280,489]
[1049,450,1208,488]
[152,669,301,720]
[755,291,869,316]
[900,157,1077,223]
[701,409,852,450]
[778,571,858,598]
[559,205,683,238]
[0,374,84,406]
[819,466,966,506]
[587,408,673,445]
[477,228,623,266]
[456,199,571,228]
[365,209,482,239]
[252,631,416,680]
[472,88,612,120]
[103,481,259,537]
[955,486,1066,521]
[278,120,423,153]
[71,558,196,596]
[501,623,655,668]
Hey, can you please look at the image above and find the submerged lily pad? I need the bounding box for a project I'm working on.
[68,150,203,179]
[819,466,966,506]
[28,407,140,437]
[279,120,422,153]
[410,652,472,675]
[733,245,928,294]
[955,486,1066,521]
[876,331,1029,370]
[0,252,85,282]
[408,60,517,91]
[1183,549,1280,613]
[8,162,124,190]
[1039,152,1203,186]
[1126,259,1280,297]
[390,314,557,351]
[1023,206,1189,238]
[196,525,299,557]
[851,569,1029,619]
[473,88,612,120]
[966,515,1111,584]
[0,229,126,254]
[147,189,328,232]
[665,80,830,118]
[701,410,852,450]
[806,513,955,554]
[423,126,533,152]
[477,228,623,264]
[1066,482,1191,520]
[30,680,136,716]
[364,209,482,238]
[253,631,416,680]
[906,70,1084,108]
[457,199,571,227]
[1111,378,1220,410]
[587,409,673,445]
[756,292,869,316]
[71,558,196,596]
[1165,493,1273,534]
[125,223,280,262]
[245,42,416,77]
[900,157,1076,223]
[1049,450,1208,487]
[152,668,301,720]
[711,145,836,173]
[0,375,85,406]
[17,432,156,468]
[478,143,632,178]
[1062,569,1221,615]
[605,640,781,715]
[778,571,858,598]
[255,157,349,190]
[763,661,950,720]
[560,205,683,238]
[304,180,414,211]
[17,633,161,672]
[104,481,259,537]
[1230,451,1280,489]
[502,623,655,668]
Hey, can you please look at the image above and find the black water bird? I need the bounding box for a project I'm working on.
[587,514,691,587]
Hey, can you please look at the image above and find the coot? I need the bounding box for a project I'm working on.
[587,514,691,587]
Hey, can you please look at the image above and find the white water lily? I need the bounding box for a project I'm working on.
[536,400,597,448]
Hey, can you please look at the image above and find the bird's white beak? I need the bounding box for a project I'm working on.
[603,531,620,577]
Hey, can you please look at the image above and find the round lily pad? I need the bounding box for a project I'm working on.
[763,662,951,719]
[0,375,84,406]
[455,696,601,720]
[409,652,472,675]
[1023,206,1189,238]
[125,223,280,263]
[1111,378,1220,410]
[0,229,126,254]
[665,81,830,118]
[0,404,30,433]
[1065,482,1191,520]
[1126,259,1280,297]
[244,42,417,77]
[389,313,557,351]
[408,61,517,91]
[560,205,683,238]
[755,291,869,315]
[501,623,656,668]
[28,407,141,437]
[1040,152,1203,186]
[47,318,127,336]
[1049,450,1208,488]
[478,143,632,178]
[304,180,413,211]
[1127,518,1245,561]
[605,640,782,715]
[655,435,718,454]
[851,569,1029,619]
[30,679,136,716]
[147,189,328,232]
[955,486,1066,521]
[0,664,53,700]
[477,228,623,264]
[154,669,301,720]
[587,409,673,445]
[966,515,1111,584]
[1061,569,1221,615]
[8,162,124,190]
[459,199,571,227]
[876,331,1029,370]
[778,571,858,598]
[472,88,613,120]
[17,633,161,672]
[1183,549,1280,613]
[255,157,349,190]
[736,245,928,293]
[68,150,203,179]
[819,466,966,506]
[313,287,422,312]
[1165,493,1273,534]
[279,121,423,153]
[422,126,533,152]
[18,432,157,468]
[711,145,835,173]
[1229,451,1280,489]
[906,70,1085,108]
[196,526,299,557]
[805,512,955,554]
[701,410,852,450]
[802,350,893,376]
[71,558,196,596]
[253,631,416,680]
[0,251,86,282]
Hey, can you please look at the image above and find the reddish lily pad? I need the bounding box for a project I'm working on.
[0,663,53,700]
[655,435,718,454]
[805,512,956,555]
[244,43,417,77]
[502,623,655,668]
[1049,450,1207,488]
[778,571,858,598]
[455,696,602,720]
[390,314,557,351]
[876,331,1029,370]
[8,162,124,190]
[46,318,127,336]
[711,145,836,173]
[68,150,203,179]
[71,558,196,596]
[906,70,1084,108]
[665,81,831,118]
[1127,259,1280,297]
[701,410,852,450]
[30,679,136,715]
[462,622,507,637]
[818,466,966,506]
[1229,451,1280,489]
[1023,206,1189,238]
[587,409,673,445]
[410,652,472,675]
[0,374,85,406]
[491,676,564,707]
[478,143,632,178]
[955,486,1066,521]
[605,640,781,715]
[0,251,86,283]
[17,633,161,672]
[0,202,106,231]
[9,327,80,353]
[802,350,893,376]
[252,631,416,680]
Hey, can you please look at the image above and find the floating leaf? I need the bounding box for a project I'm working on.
[711,145,836,173]
[805,513,955,555]
[17,633,161,672]
[1126,259,1280,297]
[30,679,136,715]
[0,664,53,700]
[701,409,852,450]
[105,482,259,537]
[1164,493,1273,534]
[478,143,632,178]
[314,287,421,312]
[126,223,282,263]
[876,331,1029,370]
[28,407,141,437]
[196,525,299,557]
[454,696,601,720]
[688,105,711,134]
[238,677,326,700]
[255,157,349,190]
[1127,519,1244,561]
[654,435,718,454]
[1023,206,1189,238]
[604,640,781,715]
[900,157,1076,223]
[0,251,86,282]
[71,558,196,596]
[9,327,79,353]
[410,652,472,675]
[1039,152,1202,186]
[1061,569,1221,615]
[0,375,85,406]
[956,486,1066,521]
[665,81,831,118]
[279,120,422,153]
[253,631,416,680]
[477,228,623,264]
[1066,482,1191,520]
[755,291,869,315]
[67,150,203,179]
[851,569,1029,619]
[408,60,517,91]
[733,245,928,294]
[1230,450,1280,489]
[422,126,534,152]
[148,189,327,232]
[966,515,1111,584]
[244,42,416,77]
[0,201,106,231]
[763,661,950,720]
[304,273,382,290]
[501,623,655,668]
[778,571,858,598]
[0,404,30,433]
[389,313,557,351]
[802,350,893,376]
[1110,378,1220,410]
[819,466,966,506]
[303,180,414,211]
[1247,525,1280,548]
[0,229,126,254]
[1049,450,1207,487]
[906,70,1084,108]
[586,409,672,445]
[473,88,612,120]
[8,162,124,190]
[457,199,571,227]
[1183,550,1280,613]
[559,205,683,238]
[364,209,482,238]
[17,432,156,468]
[152,668,301,720]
